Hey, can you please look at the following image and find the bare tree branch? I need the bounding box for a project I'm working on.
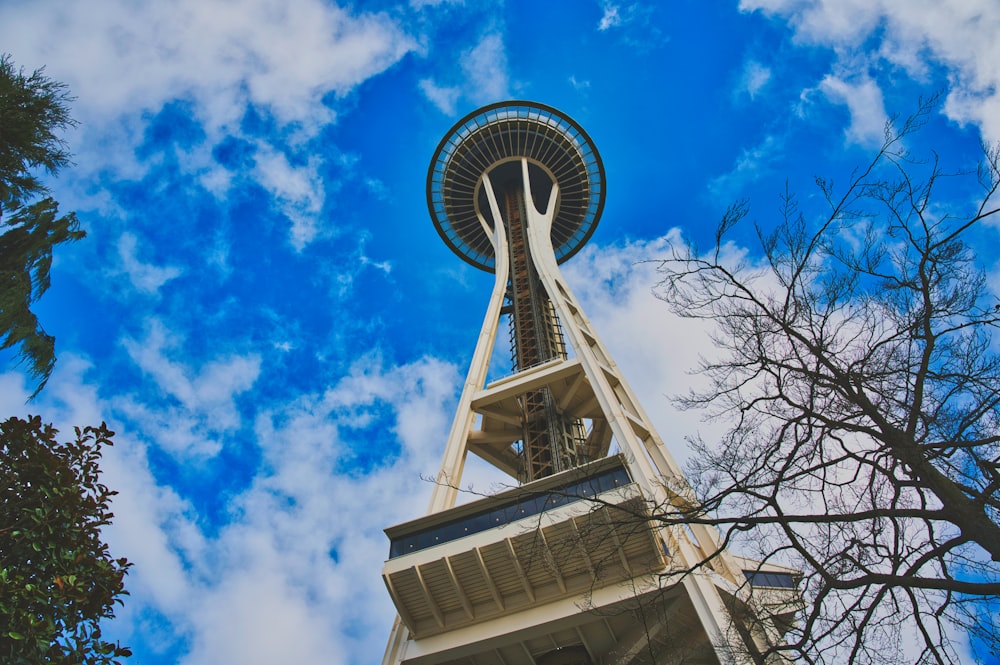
[652,97,1000,663]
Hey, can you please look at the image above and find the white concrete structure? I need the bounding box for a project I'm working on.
[381,102,798,665]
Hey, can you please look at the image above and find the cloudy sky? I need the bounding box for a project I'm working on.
[2,1,998,663]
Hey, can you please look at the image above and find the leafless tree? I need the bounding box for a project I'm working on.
[652,98,1000,663]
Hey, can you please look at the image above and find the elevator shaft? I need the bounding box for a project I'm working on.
[502,183,587,482]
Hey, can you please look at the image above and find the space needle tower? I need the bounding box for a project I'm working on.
[380,102,799,664]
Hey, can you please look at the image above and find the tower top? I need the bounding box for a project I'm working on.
[427,101,605,272]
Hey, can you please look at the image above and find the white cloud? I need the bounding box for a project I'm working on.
[123,321,259,418]
[419,78,461,115]
[598,2,622,31]
[0,0,414,140]
[461,33,510,105]
[102,444,202,618]
[708,133,783,197]
[740,0,1000,140]
[419,32,510,114]
[120,319,260,456]
[361,255,393,275]
[410,0,461,7]
[0,0,416,249]
[0,372,30,414]
[321,237,394,297]
[817,73,889,147]
[184,568,342,665]
[170,355,458,664]
[252,147,326,251]
[205,232,232,278]
[365,176,390,200]
[741,0,882,44]
[740,59,773,100]
[593,1,665,50]
[563,234,731,468]
[117,232,183,294]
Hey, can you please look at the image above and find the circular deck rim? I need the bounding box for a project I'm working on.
[427,100,606,272]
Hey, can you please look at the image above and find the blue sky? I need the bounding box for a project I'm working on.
[1,1,999,663]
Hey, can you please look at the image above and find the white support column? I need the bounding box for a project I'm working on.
[382,176,511,665]
[425,173,511,515]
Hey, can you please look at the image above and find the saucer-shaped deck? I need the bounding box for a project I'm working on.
[427,101,605,272]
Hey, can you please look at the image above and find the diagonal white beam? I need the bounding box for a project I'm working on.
[536,527,567,593]
[473,546,505,611]
[505,538,535,603]
[413,564,445,629]
[444,555,475,620]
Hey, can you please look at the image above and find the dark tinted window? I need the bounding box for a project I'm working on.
[389,465,631,558]
[743,570,797,588]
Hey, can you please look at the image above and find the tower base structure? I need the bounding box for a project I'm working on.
[382,103,800,665]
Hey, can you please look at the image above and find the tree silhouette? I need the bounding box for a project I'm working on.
[653,98,1000,663]
[0,416,131,664]
[0,54,85,398]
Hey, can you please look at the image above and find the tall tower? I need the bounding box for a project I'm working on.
[381,102,798,665]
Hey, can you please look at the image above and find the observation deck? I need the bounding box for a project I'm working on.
[382,456,666,643]
[427,101,605,272]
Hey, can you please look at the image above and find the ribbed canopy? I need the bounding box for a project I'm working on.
[427,101,605,272]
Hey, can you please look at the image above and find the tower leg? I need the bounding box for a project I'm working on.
[381,177,511,665]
